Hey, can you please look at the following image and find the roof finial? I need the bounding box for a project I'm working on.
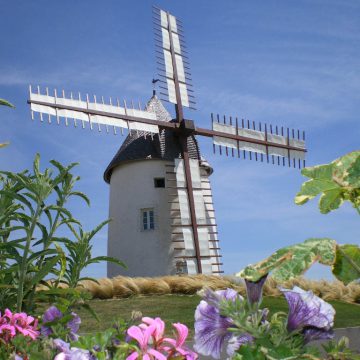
[152,78,159,96]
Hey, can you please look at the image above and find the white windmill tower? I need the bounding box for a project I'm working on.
[104,92,222,277]
[27,7,307,278]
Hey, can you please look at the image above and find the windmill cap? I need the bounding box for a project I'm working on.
[103,95,213,183]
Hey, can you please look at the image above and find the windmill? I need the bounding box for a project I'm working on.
[27,6,307,276]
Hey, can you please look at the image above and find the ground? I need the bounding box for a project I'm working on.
[75,295,360,335]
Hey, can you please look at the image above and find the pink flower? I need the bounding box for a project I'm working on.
[163,323,198,360]
[12,312,39,340]
[0,309,39,342]
[140,317,165,344]
[127,324,167,360]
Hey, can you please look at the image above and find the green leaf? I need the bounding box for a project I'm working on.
[332,244,360,285]
[0,98,15,108]
[332,151,360,188]
[28,256,60,287]
[237,238,337,282]
[296,151,360,213]
[80,303,100,321]
[318,188,343,214]
[87,256,126,268]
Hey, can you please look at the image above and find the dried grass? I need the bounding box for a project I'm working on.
[61,275,360,304]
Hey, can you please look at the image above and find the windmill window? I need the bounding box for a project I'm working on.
[142,209,155,230]
[176,260,188,274]
[154,178,165,188]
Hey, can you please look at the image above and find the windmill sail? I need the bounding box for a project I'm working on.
[29,86,160,134]
[168,159,222,274]
[202,114,307,168]
[153,7,195,109]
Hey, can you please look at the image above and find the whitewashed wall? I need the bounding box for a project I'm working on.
[107,159,174,277]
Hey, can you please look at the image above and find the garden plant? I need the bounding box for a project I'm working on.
[0,97,14,148]
[0,151,359,359]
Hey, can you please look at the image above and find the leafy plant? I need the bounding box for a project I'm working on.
[0,154,123,312]
[60,219,126,289]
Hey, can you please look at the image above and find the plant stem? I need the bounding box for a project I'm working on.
[27,202,64,309]
[17,205,41,312]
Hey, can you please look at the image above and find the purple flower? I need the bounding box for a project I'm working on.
[42,306,81,340]
[194,288,250,359]
[67,312,81,341]
[53,338,95,360]
[245,275,267,306]
[280,286,335,333]
[41,306,63,336]
[226,333,254,357]
[303,327,334,344]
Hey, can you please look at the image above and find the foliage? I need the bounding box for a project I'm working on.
[0,97,14,148]
[238,238,360,285]
[0,98,15,108]
[60,220,126,289]
[295,151,360,214]
[0,154,124,313]
[333,244,360,285]
[238,238,336,282]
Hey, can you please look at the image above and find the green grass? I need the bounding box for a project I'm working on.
[77,295,360,335]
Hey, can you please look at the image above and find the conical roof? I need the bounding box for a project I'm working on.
[104,95,212,183]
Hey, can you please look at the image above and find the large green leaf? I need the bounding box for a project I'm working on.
[332,244,360,285]
[237,238,337,282]
[295,151,360,213]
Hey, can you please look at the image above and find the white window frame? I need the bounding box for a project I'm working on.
[141,208,155,231]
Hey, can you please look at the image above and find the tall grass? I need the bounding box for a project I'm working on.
[46,275,360,304]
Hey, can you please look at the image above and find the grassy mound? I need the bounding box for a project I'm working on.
[77,295,360,336]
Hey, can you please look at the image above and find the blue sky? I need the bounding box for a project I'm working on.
[1,0,359,279]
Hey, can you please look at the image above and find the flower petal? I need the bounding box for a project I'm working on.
[172,322,188,347]
[281,286,335,332]
[148,348,167,360]
[126,352,139,360]
[194,301,232,359]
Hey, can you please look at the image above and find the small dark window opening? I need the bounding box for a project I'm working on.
[154,178,165,188]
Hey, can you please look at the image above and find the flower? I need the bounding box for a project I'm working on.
[163,323,198,359]
[245,275,267,306]
[227,334,254,357]
[126,324,167,360]
[67,312,81,341]
[41,306,81,340]
[140,317,165,344]
[11,312,39,340]
[280,286,335,333]
[0,309,39,342]
[53,339,95,360]
[303,327,334,344]
[194,288,250,359]
[41,306,62,336]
